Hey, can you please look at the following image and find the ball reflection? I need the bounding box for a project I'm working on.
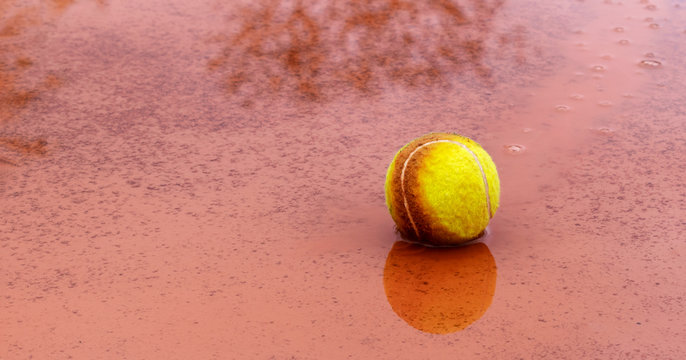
[383,240,497,334]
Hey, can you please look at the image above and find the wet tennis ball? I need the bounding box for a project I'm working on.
[384,132,500,246]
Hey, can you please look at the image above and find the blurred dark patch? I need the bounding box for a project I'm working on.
[210,0,525,102]
[0,137,48,155]
[50,0,78,11]
[0,0,85,164]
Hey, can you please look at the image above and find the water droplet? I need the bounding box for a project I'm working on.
[644,52,655,58]
[598,100,613,107]
[570,93,585,100]
[591,65,606,72]
[600,54,614,60]
[618,39,630,45]
[645,4,657,10]
[644,17,654,22]
[639,59,662,68]
[649,23,659,29]
[594,127,615,136]
[505,144,525,154]
[555,105,571,112]
[613,26,625,32]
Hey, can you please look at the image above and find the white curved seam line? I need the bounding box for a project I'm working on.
[400,140,491,241]
[449,141,492,219]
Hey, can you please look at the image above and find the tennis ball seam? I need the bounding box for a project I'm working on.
[400,139,492,242]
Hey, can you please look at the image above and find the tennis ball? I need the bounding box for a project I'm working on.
[384,132,500,246]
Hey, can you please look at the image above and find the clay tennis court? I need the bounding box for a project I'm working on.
[2,0,685,358]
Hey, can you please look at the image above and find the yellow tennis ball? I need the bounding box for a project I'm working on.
[384,132,500,246]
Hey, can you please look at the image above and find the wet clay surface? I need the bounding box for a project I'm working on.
[1,0,685,358]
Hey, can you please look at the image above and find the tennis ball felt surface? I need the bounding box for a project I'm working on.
[385,133,500,246]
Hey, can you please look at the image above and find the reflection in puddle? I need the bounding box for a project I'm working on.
[383,240,496,334]
[210,0,526,102]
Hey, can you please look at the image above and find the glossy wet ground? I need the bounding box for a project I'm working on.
[1,0,685,358]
